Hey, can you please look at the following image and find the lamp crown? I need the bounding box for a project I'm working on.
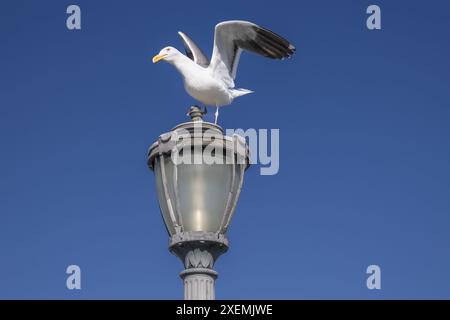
[187,105,207,122]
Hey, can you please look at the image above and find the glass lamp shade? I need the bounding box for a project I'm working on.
[149,122,249,236]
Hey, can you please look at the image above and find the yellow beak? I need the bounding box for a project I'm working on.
[152,53,167,63]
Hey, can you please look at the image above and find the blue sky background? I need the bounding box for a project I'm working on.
[1,0,450,299]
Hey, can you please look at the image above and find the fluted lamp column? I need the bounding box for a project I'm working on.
[147,106,250,300]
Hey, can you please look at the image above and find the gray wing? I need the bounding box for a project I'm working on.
[177,31,210,67]
[208,20,295,88]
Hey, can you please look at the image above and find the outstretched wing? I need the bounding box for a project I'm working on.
[178,31,210,68]
[208,20,296,88]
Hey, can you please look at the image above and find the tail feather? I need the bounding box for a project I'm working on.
[231,88,254,98]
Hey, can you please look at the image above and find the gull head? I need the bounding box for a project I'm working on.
[152,46,181,64]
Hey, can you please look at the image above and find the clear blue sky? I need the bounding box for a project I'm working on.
[1,0,450,299]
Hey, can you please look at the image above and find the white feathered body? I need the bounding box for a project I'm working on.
[171,54,250,107]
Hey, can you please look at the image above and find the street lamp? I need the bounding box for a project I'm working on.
[147,106,250,300]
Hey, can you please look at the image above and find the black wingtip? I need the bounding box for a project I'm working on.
[254,26,296,59]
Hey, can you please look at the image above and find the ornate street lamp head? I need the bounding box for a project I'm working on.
[147,106,250,300]
[148,106,250,236]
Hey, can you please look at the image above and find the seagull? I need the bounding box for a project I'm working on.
[152,20,295,124]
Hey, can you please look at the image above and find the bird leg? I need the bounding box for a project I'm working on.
[214,107,219,125]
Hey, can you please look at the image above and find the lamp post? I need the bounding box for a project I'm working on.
[147,106,250,300]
